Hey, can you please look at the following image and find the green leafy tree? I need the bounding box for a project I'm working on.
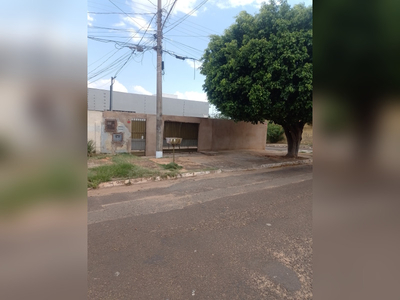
[267,122,285,143]
[201,0,312,157]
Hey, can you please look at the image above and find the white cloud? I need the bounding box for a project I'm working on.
[87,13,94,27]
[186,59,202,70]
[113,21,126,27]
[123,15,155,31]
[215,0,265,9]
[126,0,203,16]
[133,85,152,95]
[115,14,155,44]
[88,79,128,93]
[175,91,207,102]
[172,0,200,15]
[119,0,210,40]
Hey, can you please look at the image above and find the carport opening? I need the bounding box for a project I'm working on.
[163,121,199,152]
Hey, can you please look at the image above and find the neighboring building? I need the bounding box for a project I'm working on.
[87,88,267,156]
[87,88,208,118]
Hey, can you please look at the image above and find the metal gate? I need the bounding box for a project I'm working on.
[131,118,146,154]
[163,121,199,151]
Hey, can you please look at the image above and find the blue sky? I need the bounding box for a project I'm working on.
[88,0,312,114]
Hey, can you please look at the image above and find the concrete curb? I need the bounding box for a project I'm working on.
[88,159,312,190]
[92,169,223,190]
[221,158,313,173]
[265,144,313,151]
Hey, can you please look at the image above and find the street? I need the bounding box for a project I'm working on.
[88,165,312,299]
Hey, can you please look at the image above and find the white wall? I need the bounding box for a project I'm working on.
[87,111,102,153]
[87,88,209,118]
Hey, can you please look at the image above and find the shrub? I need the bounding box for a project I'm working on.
[87,140,95,157]
[267,122,285,143]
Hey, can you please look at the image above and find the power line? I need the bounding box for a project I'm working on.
[109,0,157,12]
[136,13,156,46]
[166,35,211,37]
[88,0,210,88]
[162,0,178,29]
[147,0,157,7]
[164,27,210,42]
[88,12,154,15]
[88,0,118,11]
[164,37,204,54]
[89,25,155,33]
[114,51,134,77]
[108,0,149,29]
[88,1,158,84]
[88,51,133,81]
[163,49,200,62]
[88,36,154,51]
[88,11,155,82]
[163,0,210,34]
[164,9,220,35]
[164,18,219,37]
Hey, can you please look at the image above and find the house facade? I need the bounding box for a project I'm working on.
[87,88,267,156]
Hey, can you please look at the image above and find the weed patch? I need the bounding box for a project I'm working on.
[88,162,159,188]
[160,162,183,170]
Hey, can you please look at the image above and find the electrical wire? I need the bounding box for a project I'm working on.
[108,0,150,29]
[88,0,117,11]
[88,1,158,84]
[164,27,210,42]
[89,0,211,84]
[89,51,133,82]
[89,26,155,32]
[163,11,219,36]
[110,0,156,12]
[163,0,210,34]
[136,13,156,47]
[88,12,154,15]
[88,12,156,82]
[161,0,178,29]
[163,37,204,57]
[147,0,156,7]
[163,49,200,62]
[114,51,134,77]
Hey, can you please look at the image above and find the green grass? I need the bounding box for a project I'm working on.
[88,154,187,189]
[160,170,181,179]
[88,162,159,189]
[89,154,110,160]
[159,162,183,170]
[111,153,139,163]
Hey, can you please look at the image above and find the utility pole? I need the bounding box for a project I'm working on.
[155,0,163,158]
[110,76,115,111]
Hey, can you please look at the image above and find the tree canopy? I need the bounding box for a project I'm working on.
[201,0,312,157]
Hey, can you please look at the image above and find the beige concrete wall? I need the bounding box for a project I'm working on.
[87,111,103,153]
[210,119,267,151]
[89,111,267,155]
[163,115,203,124]
[102,111,138,154]
[198,119,213,151]
[145,115,156,156]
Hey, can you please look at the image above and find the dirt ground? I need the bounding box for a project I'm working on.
[88,148,312,173]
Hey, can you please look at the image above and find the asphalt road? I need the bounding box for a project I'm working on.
[88,165,313,300]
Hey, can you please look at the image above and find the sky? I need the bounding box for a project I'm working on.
[87,0,312,116]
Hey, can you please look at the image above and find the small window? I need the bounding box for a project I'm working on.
[105,119,117,132]
[112,133,123,143]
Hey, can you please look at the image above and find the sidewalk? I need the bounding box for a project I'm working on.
[88,147,312,189]
[152,149,312,173]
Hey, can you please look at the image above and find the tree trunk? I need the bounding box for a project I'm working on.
[283,123,305,158]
